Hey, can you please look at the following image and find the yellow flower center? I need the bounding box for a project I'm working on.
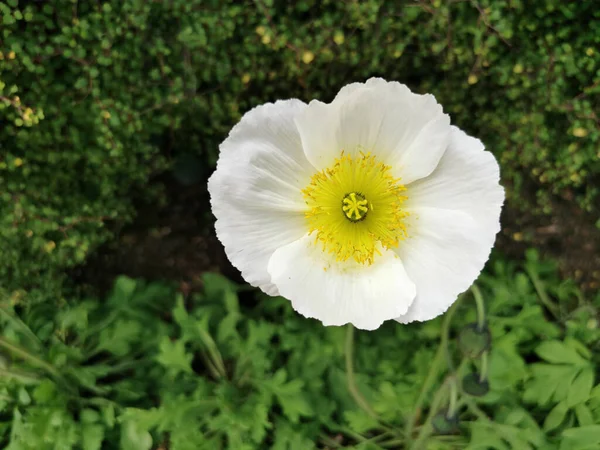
[302,151,409,265]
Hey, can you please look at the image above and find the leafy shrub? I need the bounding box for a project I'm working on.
[0,252,598,449]
[1,0,599,307]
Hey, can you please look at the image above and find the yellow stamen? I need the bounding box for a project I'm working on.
[302,151,409,265]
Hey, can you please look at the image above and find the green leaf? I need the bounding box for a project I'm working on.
[524,364,579,405]
[543,401,568,432]
[267,370,313,423]
[575,404,594,427]
[560,425,600,450]
[536,341,586,365]
[343,410,379,434]
[82,423,104,450]
[81,409,100,424]
[110,276,137,304]
[566,367,594,407]
[120,420,152,450]
[155,337,193,375]
[97,319,142,356]
[102,403,115,428]
[272,419,316,450]
[466,422,509,450]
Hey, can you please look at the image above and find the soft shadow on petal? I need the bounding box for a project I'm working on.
[295,78,450,184]
[395,126,503,323]
[268,234,416,330]
[208,100,315,295]
[404,126,504,233]
[394,208,495,323]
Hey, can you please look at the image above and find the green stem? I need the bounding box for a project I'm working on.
[381,439,406,448]
[470,285,486,331]
[525,266,560,319]
[0,304,43,349]
[464,397,490,421]
[404,344,444,442]
[479,351,488,382]
[0,336,60,379]
[447,378,459,418]
[0,367,41,384]
[197,329,227,378]
[405,297,463,444]
[345,324,378,419]
[441,296,461,372]
[411,377,452,450]
[319,433,342,448]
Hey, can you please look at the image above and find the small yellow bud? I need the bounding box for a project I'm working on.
[467,74,478,85]
[333,31,345,45]
[8,51,15,60]
[572,127,588,137]
[513,64,524,74]
[25,229,33,237]
[261,34,271,45]
[241,73,251,84]
[512,232,523,242]
[101,110,111,119]
[255,26,266,36]
[302,50,315,64]
[393,50,402,59]
[13,158,23,167]
[586,47,595,57]
[44,241,57,252]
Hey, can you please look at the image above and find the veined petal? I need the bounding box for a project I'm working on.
[394,207,495,323]
[208,100,314,295]
[268,234,416,330]
[295,78,450,184]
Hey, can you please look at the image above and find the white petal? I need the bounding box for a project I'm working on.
[404,126,504,235]
[394,207,496,323]
[295,78,450,183]
[208,100,315,295]
[267,234,416,330]
[394,129,503,324]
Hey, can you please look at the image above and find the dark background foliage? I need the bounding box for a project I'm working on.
[0,0,599,449]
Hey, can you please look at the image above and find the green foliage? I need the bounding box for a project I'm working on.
[1,1,599,448]
[1,253,599,449]
[1,0,599,307]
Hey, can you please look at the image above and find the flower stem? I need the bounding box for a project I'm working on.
[411,377,453,450]
[479,351,488,382]
[470,284,486,331]
[405,296,463,444]
[447,378,459,418]
[344,324,378,419]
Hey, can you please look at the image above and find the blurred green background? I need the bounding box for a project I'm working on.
[0,0,599,449]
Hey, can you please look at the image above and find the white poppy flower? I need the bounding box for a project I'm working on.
[208,78,504,330]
